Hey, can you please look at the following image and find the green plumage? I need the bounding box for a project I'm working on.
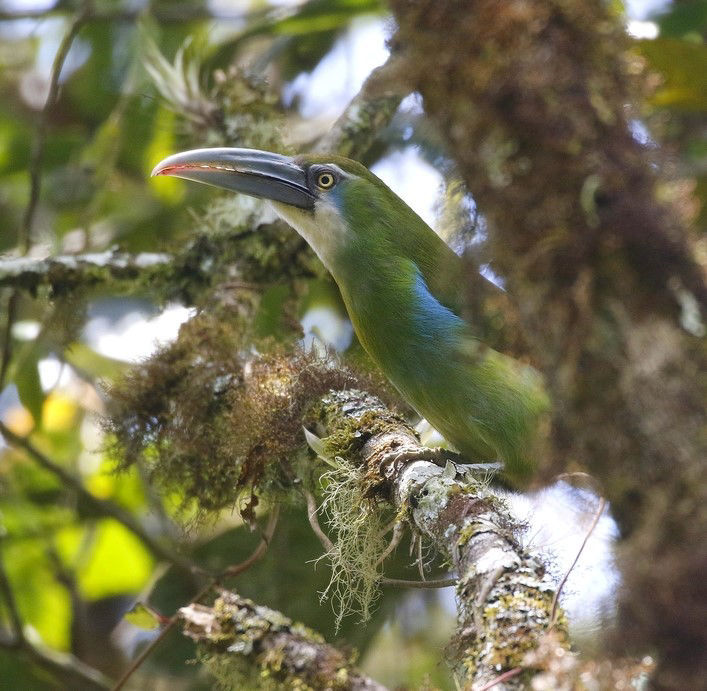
[153,147,550,482]
[295,155,548,480]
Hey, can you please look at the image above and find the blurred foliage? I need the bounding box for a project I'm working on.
[638,38,707,110]
[0,0,704,688]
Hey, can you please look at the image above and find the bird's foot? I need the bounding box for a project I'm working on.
[383,446,503,480]
[406,447,504,477]
[385,446,464,467]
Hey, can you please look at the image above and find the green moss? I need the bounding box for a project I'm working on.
[318,408,397,462]
[105,307,376,520]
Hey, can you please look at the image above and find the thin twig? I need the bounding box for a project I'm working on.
[417,535,425,581]
[377,517,399,538]
[0,546,24,644]
[111,506,280,691]
[477,666,523,690]
[304,490,335,553]
[550,496,607,627]
[380,577,457,589]
[1,3,90,394]
[109,581,213,691]
[20,3,91,252]
[0,421,201,580]
[222,504,280,577]
[0,292,18,389]
[375,521,404,566]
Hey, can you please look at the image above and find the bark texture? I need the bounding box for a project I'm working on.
[388,1,707,687]
[180,589,387,691]
[0,250,170,294]
[317,389,568,688]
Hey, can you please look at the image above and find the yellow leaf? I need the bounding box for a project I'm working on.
[124,602,164,631]
[42,393,78,433]
[75,520,153,599]
[147,106,185,204]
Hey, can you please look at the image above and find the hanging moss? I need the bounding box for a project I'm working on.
[104,305,390,519]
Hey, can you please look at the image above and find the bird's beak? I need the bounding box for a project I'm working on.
[151,147,315,210]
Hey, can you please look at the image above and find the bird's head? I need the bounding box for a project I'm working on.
[152,147,423,272]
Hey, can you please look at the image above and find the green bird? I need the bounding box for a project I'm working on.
[152,148,549,482]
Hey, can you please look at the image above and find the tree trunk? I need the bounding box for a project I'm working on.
[389,1,707,687]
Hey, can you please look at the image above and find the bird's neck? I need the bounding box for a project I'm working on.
[271,199,349,275]
[273,196,468,376]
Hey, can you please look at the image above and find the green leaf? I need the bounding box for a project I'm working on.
[125,601,166,630]
[63,341,127,380]
[303,426,328,459]
[14,352,44,424]
[637,38,707,111]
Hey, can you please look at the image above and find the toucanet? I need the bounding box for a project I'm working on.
[152,148,549,482]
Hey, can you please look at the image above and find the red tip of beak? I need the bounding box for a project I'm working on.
[151,163,186,177]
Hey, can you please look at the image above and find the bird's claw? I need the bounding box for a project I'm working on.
[384,446,503,478]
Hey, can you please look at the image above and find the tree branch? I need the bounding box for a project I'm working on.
[180,588,388,691]
[0,250,172,294]
[315,389,567,688]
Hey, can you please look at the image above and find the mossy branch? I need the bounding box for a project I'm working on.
[105,309,567,686]
[0,250,171,295]
[179,589,387,691]
[109,337,649,688]
[315,389,568,688]
[0,224,320,304]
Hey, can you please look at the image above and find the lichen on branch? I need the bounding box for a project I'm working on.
[315,389,569,688]
[180,589,387,691]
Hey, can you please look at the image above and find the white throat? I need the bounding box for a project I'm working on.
[270,199,349,275]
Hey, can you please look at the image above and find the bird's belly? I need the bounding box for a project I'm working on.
[381,350,499,461]
[401,384,497,461]
[344,291,505,462]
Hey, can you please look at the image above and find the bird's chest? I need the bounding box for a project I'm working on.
[340,267,462,388]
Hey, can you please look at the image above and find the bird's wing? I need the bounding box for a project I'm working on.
[414,241,506,345]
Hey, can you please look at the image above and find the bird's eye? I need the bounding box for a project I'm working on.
[316,171,336,189]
